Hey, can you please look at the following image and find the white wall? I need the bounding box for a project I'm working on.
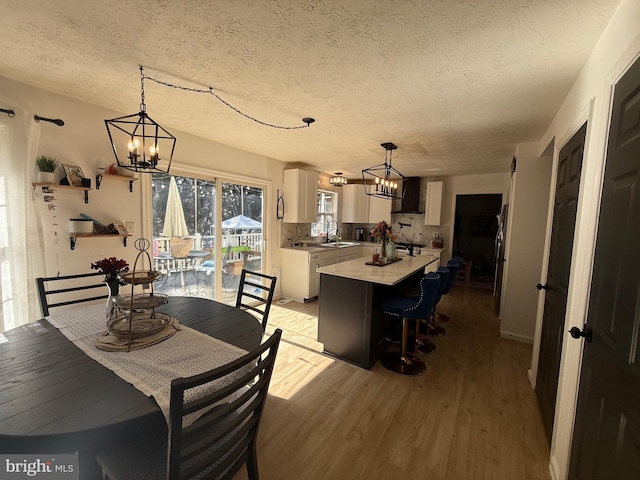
[0,76,288,288]
[531,0,640,478]
[500,142,552,343]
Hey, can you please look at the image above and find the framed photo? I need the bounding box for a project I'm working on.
[63,164,85,187]
[113,222,129,235]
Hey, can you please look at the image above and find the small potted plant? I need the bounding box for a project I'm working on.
[35,155,59,184]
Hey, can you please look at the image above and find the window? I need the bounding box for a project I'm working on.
[311,190,337,237]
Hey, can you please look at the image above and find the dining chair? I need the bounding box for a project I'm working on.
[96,328,283,480]
[235,269,277,331]
[36,272,108,316]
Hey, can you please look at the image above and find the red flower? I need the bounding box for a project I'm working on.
[91,257,129,278]
[370,221,397,242]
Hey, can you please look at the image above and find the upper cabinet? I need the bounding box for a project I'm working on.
[341,184,391,223]
[424,181,443,225]
[342,184,368,223]
[283,169,318,223]
[368,185,392,224]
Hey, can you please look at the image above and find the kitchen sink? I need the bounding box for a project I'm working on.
[316,241,359,248]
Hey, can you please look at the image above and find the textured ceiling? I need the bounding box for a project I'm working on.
[0,0,621,179]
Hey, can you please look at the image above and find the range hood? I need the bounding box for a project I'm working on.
[392,177,422,213]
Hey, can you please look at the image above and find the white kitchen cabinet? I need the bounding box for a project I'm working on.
[341,184,392,223]
[424,181,443,226]
[368,186,392,223]
[281,246,360,302]
[283,169,318,223]
[341,184,369,223]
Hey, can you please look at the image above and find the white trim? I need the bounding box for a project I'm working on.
[549,39,640,480]
[499,329,533,344]
[528,107,590,392]
[549,455,560,480]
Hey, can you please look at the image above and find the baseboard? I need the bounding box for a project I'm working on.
[549,455,560,480]
[499,330,534,344]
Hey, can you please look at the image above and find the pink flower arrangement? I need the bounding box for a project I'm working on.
[91,257,129,280]
[370,221,397,242]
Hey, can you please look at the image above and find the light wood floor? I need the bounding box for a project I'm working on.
[234,286,550,480]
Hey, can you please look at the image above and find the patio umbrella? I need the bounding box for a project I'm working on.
[162,177,189,237]
[221,215,262,232]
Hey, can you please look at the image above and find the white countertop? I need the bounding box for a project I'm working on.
[316,253,438,286]
[281,242,447,254]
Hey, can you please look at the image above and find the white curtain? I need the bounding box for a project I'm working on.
[0,108,45,332]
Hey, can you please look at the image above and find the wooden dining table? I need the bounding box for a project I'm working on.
[0,297,263,457]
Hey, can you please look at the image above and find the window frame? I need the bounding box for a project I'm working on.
[311,190,337,237]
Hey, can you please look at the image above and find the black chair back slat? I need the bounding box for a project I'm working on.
[166,329,282,480]
[235,269,277,331]
[36,272,107,316]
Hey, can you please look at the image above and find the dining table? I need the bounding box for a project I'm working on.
[0,296,263,459]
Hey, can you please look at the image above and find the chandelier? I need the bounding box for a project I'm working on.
[329,172,348,187]
[105,67,176,174]
[361,142,405,200]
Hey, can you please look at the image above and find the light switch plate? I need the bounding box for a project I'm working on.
[126,221,135,234]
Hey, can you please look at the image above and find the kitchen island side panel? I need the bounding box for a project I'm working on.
[317,274,396,369]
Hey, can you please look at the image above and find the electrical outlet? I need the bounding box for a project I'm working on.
[126,221,134,234]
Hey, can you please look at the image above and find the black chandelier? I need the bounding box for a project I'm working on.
[361,142,405,200]
[105,67,176,174]
[329,172,348,187]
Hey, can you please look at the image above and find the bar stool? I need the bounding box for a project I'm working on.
[433,260,460,323]
[422,266,449,341]
[380,272,441,376]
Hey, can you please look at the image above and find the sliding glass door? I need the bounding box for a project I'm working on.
[151,173,264,304]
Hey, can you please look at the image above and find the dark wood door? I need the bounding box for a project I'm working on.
[536,123,586,440]
[569,56,640,479]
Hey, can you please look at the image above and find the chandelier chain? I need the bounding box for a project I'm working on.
[142,71,311,130]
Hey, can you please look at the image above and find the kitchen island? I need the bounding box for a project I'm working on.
[317,253,438,369]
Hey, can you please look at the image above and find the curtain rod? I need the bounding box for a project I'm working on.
[34,114,64,126]
[0,108,65,126]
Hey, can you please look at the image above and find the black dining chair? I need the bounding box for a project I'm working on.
[236,269,277,331]
[380,272,441,376]
[36,272,108,316]
[96,328,283,480]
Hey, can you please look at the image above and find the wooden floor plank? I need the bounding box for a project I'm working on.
[234,285,550,479]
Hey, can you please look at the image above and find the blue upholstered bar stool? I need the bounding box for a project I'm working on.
[433,260,460,323]
[418,266,449,347]
[380,272,441,375]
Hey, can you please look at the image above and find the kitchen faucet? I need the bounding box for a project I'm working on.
[325,220,339,243]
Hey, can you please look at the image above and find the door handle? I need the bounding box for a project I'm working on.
[536,283,548,291]
[569,324,592,343]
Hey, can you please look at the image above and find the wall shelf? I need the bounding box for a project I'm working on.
[32,183,92,203]
[95,174,138,193]
[70,233,131,250]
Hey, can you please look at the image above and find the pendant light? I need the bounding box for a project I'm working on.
[105,66,176,174]
[329,172,348,187]
[361,142,405,200]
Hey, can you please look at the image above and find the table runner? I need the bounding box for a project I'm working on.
[46,304,249,425]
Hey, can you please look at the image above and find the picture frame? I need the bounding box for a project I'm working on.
[62,164,85,187]
[113,222,129,235]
